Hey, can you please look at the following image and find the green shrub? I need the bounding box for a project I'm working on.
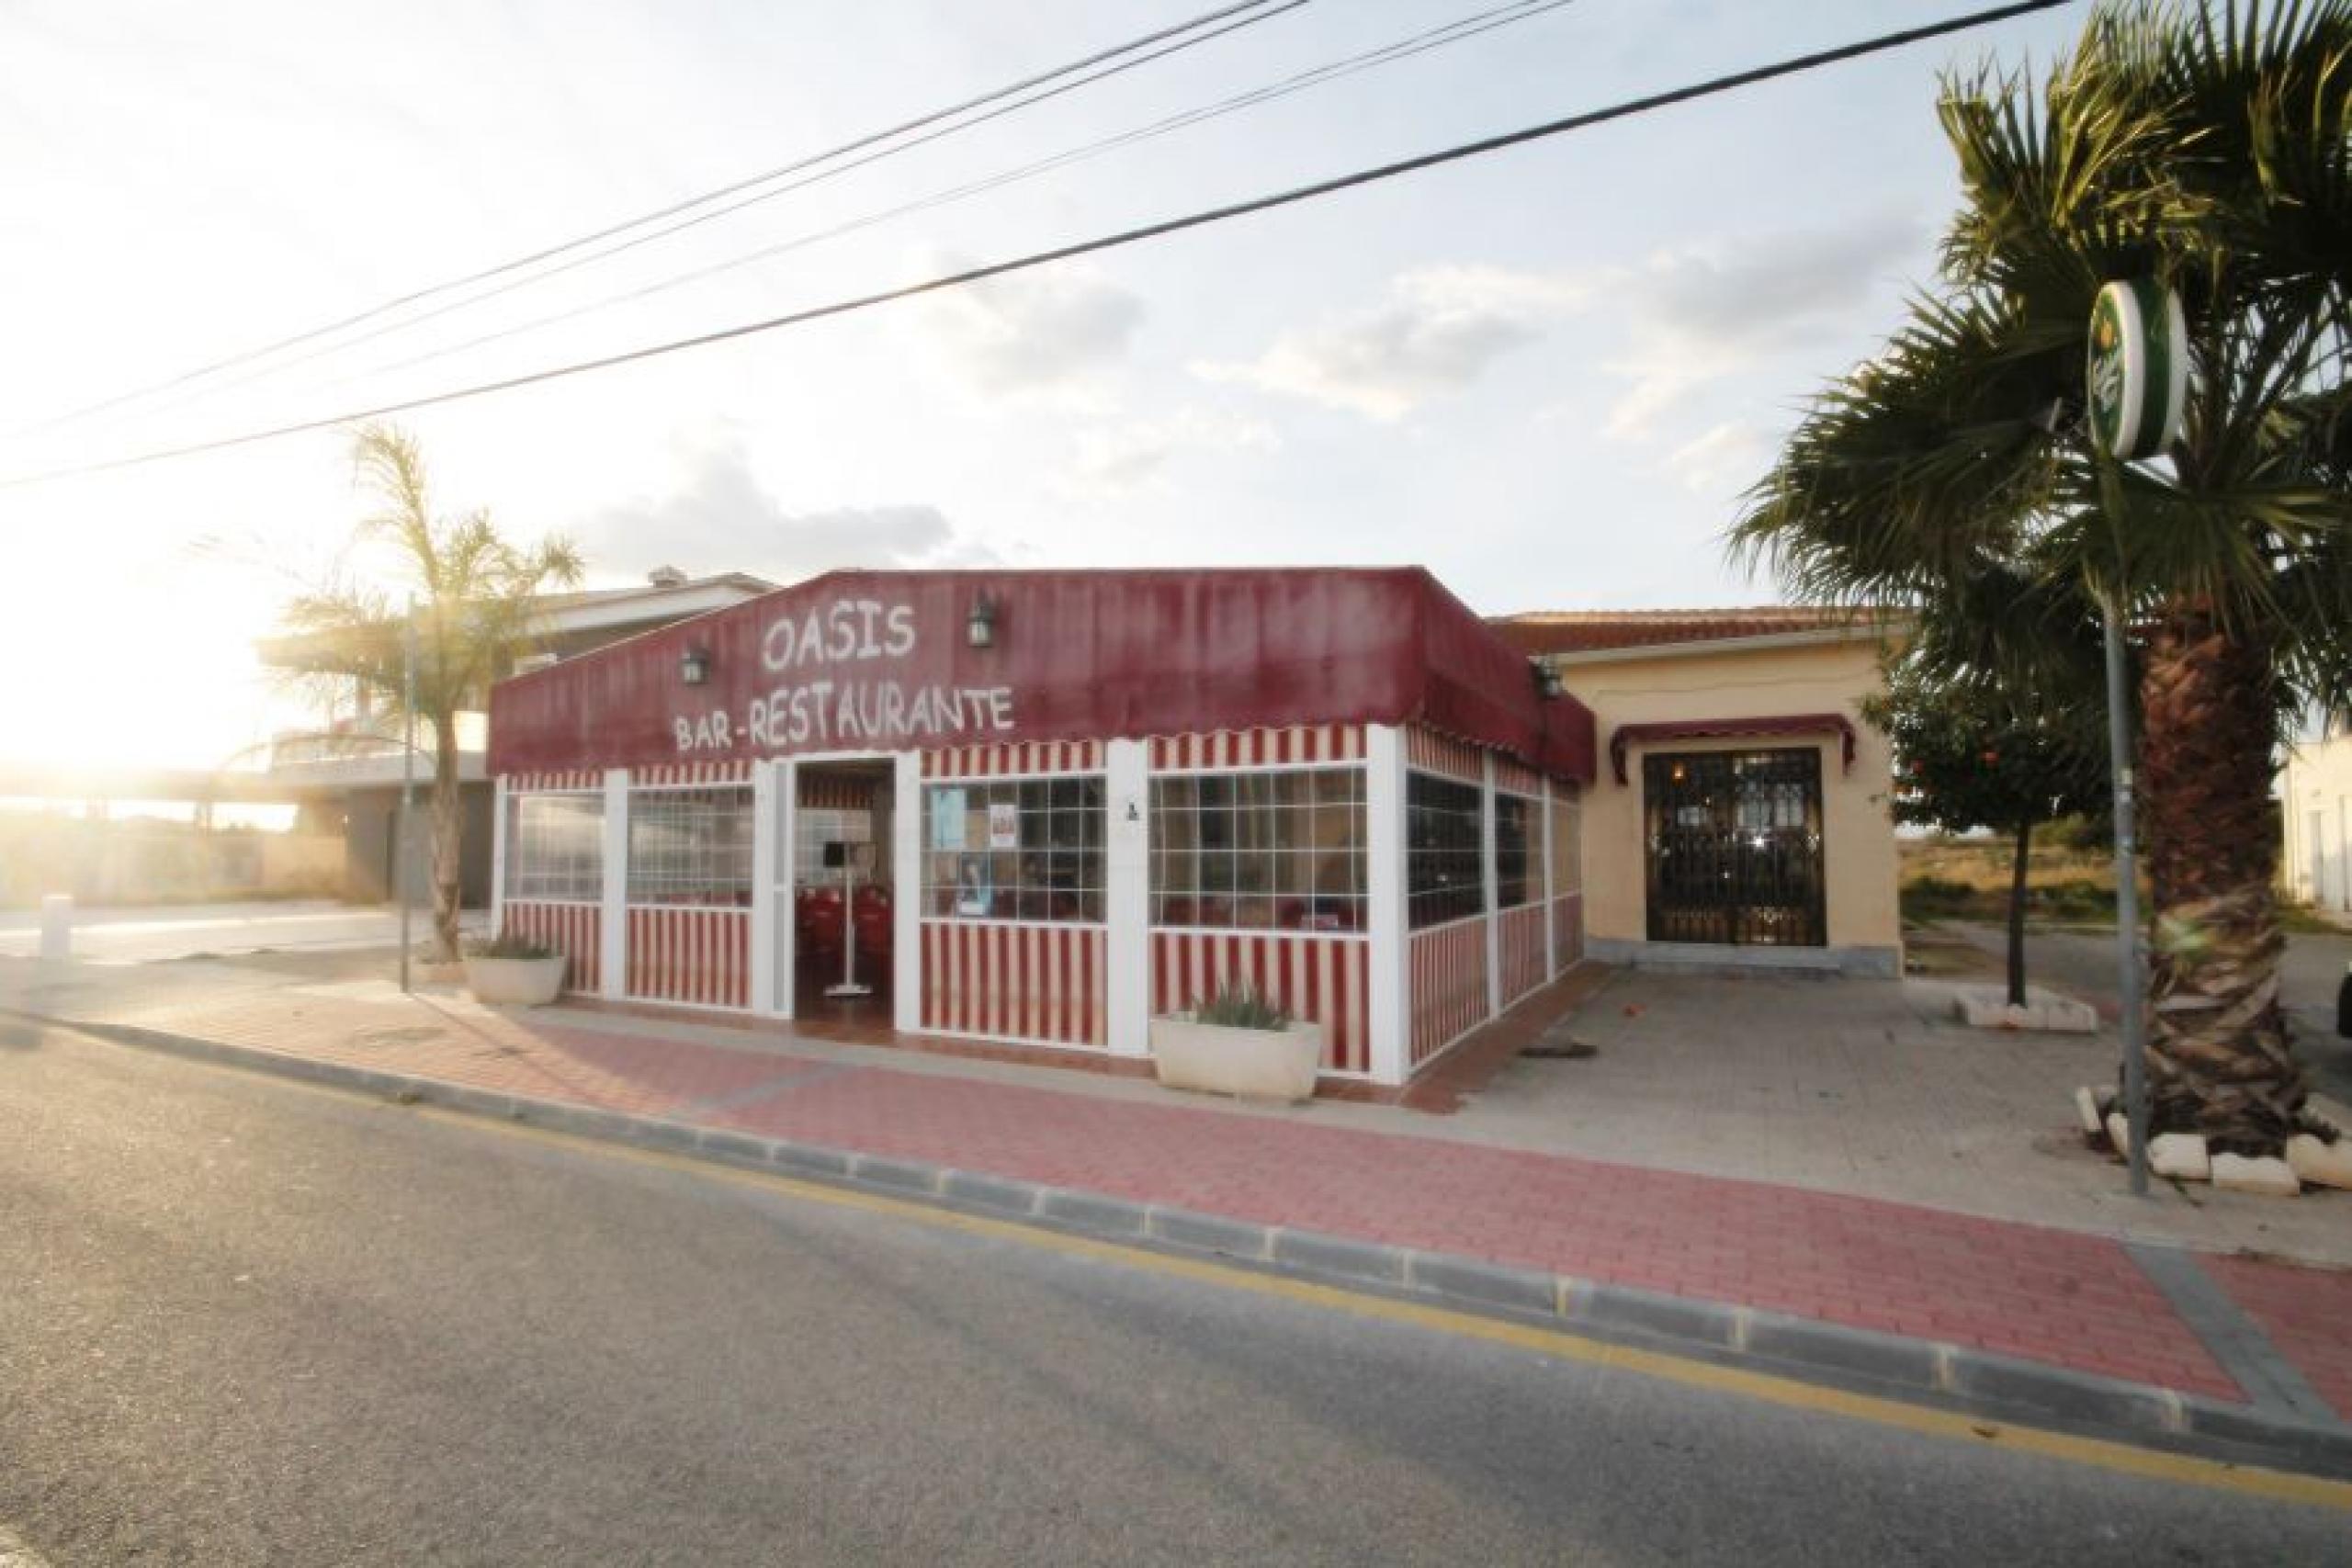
[2025,880,2116,921]
[1191,983,1292,1031]
[467,929,555,961]
[1899,874,1981,920]
[2050,814,2113,854]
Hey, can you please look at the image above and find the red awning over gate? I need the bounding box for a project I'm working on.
[1607,714,1857,785]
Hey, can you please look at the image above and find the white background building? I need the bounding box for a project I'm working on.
[2283,720,2352,915]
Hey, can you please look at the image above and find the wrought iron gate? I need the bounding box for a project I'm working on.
[1643,750,1825,947]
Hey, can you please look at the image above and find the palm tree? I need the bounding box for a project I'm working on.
[1731,1,2352,1157]
[278,423,583,961]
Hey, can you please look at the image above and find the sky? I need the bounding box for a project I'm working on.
[0,0,2094,773]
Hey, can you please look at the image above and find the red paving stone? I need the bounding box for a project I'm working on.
[705,1067,2241,1397]
[102,993,821,1120]
[2200,1255,2352,1419]
[44,975,2334,1408]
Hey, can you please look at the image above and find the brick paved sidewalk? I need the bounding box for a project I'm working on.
[7,954,2348,1426]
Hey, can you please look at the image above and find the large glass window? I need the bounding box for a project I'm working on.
[793,808,873,888]
[627,786,754,908]
[922,777,1104,922]
[1495,792,1532,908]
[1150,767,1366,931]
[1408,771,1484,929]
[505,792,604,902]
[1550,787,1581,896]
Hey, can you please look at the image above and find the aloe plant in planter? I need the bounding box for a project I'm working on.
[1149,982,1323,1103]
[463,929,568,1006]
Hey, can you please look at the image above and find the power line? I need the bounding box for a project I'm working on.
[96,0,1318,430]
[1,0,2077,491]
[325,0,1581,395]
[19,0,1306,436]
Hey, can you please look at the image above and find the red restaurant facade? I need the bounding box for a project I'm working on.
[487,568,1596,1087]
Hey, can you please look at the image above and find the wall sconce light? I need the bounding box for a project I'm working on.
[680,645,712,686]
[1532,660,1564,700]
[967,594,999,650]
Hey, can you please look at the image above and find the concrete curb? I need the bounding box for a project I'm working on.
[28,1007,2352,1479]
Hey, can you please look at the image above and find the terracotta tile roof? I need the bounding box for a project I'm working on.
[1487,606,1894,656]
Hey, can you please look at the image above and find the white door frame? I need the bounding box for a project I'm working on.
[769,750,902,1020]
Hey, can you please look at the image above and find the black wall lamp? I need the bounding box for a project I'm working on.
[967,594,999,649]
[1532,660,1565,700]
[680,645,713,685]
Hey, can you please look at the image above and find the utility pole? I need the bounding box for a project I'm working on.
[398,597,418,994]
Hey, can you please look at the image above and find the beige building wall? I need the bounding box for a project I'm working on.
[2281,729,2352,913]
[1558,634,1902,972]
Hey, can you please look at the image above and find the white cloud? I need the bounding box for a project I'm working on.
[576,439,991,581]
[1064,407,1279,494]
[1599,213,1922,441]
[1663,421,1770,495]
[912,257,1145,400]
[1191,219,1915,433]
[1192,265,1590,422]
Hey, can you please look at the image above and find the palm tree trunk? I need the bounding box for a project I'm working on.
[2134,604,2304,1155]
[2007,818,2032,1009]
[429,712,464,963]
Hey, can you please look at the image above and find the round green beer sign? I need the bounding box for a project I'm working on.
[2086,277,2188,460]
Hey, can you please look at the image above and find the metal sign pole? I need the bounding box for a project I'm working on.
[827,840,873,999]
[398,599,418,994]
[2085,277,2184,1199]
[2095,514,2151,1199]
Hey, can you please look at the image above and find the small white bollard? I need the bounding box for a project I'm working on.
[39,894,73,961]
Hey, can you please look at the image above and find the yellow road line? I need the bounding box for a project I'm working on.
[60,1029,2349,1513]
[415,1102,2352,1514]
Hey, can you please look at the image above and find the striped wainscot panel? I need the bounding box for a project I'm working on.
[797,773,877,810]
[922,740,1103,779]
[506,769,603,792]
[501,902,601,994]
[1550,892,1585,973]
[920,921,1107,1047]
[626,907,752,1009]
[1498,902,1548,1007]
[1403,727,1487,784]
[1494,756,1544,798]
[1409,916,1491,1066]
[1148,725,1365,771]
[1150,931,1371,1076]
[633,760,752,787]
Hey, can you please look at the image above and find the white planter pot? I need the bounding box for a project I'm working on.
[464,954,568,1007]
[1149,1015,1324,1103]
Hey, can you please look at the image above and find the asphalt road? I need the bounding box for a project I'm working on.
[3,1023,2345,1566]
[0,902,438,964]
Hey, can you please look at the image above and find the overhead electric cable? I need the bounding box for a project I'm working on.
[18,0,1305,435]
[331,0,1581,391]
[0,0,2077,492]
[109,0,1317,423]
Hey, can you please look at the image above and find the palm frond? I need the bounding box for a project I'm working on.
[277,423,590,712]
[1730,288,2072,602]
[1734,0,2352,723]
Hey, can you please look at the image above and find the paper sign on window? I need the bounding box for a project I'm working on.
[931,787,968,851]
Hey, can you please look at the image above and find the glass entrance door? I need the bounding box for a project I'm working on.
[1643,749,1826,947]
[790,761,893,1010]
